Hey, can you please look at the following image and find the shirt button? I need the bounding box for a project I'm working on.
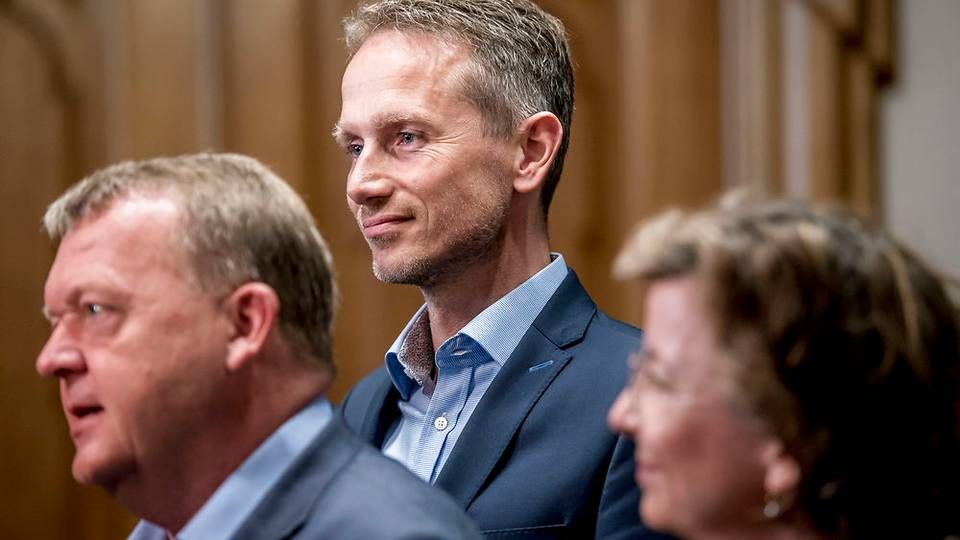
[434,415,448,431]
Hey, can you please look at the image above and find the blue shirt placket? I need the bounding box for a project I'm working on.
[409,335,484,482]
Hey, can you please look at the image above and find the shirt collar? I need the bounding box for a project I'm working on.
[385,304,430,400]
[129,396,333,540]
[385,254,568,400]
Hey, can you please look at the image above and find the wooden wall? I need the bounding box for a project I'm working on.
[0,0,892,537]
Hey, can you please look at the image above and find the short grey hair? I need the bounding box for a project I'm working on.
[44,153,337,371]
[344,0,575,216]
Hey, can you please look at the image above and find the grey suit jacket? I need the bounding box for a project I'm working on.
[233,416,481,539]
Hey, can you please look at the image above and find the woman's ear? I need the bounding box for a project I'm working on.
[222,282,280,372]
[513,111,563,194]
[762,440,801,497]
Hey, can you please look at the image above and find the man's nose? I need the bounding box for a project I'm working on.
[346,148,394,207]
[36,331,85,379]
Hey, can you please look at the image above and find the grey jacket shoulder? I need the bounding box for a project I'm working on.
[304,439,481,539]
[233,417,480,540]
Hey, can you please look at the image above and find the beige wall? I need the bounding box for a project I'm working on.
[881,0,960,288]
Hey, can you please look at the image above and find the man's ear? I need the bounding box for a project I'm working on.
[513,111,563,194]
[222,282,280,372]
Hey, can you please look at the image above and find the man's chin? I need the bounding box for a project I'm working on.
[372,263,428,286]
[71,451,128,493]
[371,254,432,286]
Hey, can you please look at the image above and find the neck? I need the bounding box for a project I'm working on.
[116,366,329,532]
[118,429,253,532]
[421,232,551,349]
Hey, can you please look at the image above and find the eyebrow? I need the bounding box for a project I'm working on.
[331,123,349,146]
[331,112,427,146]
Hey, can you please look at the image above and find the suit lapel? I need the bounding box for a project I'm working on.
[359,374,401,447]
[232,418,360,540]
[435,271,597,509]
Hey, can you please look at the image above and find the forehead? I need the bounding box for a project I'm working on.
[66,194,182,249]
[45,195,191,298]
[644,277,711,340]
[642,277,724,378]
[345,29,470,84]
[339,30,476,124]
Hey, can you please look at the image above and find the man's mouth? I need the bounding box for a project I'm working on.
[66,403,105,441]
[66,403,105,436]
[361,213,412,237]
[71,405,104,418]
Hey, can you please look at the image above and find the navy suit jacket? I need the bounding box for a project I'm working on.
[231,416,481,539]
[340,271,671,539]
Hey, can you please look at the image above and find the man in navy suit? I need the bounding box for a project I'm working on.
[37,153,479,539]
[334,1,668,537]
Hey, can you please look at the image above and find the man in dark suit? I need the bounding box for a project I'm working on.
[334,1,667,537]
[36,153,480,539]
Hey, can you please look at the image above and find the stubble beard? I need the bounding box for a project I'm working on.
[370,197,509,288]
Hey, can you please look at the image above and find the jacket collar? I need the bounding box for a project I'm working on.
[434,270,596,508]
[231,417,360,540]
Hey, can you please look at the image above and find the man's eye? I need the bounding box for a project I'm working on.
[348,143,363,157]
[399,132,416,145]
[84,303,104,316]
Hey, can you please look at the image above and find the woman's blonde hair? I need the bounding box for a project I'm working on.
[616,199,960,537]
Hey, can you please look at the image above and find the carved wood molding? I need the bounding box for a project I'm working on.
[0,0,79,101]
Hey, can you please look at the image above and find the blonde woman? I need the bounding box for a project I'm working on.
[609,201,960,539]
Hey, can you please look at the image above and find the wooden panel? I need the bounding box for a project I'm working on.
[782,0,842,200]
[866,0,895,77]
[0,9,135,538]
[0,15,69,538]
[845,51,879,217]
[300,0,352,235]
[222,0,305,186]
[720,0,784,196]
[194,0,226,150]
[629,0,723,209]
[540,0,627,318]
[804,4,843,201]
[808,0,858,34]
[125,0,204,158]
[613,0,724,324]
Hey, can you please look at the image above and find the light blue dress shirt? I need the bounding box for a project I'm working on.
[383,254,568,482]
[128,397,333,540]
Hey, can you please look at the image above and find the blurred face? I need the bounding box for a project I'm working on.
[608,277,777,537]
[337,30,514,286]
[37,195,234,495]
